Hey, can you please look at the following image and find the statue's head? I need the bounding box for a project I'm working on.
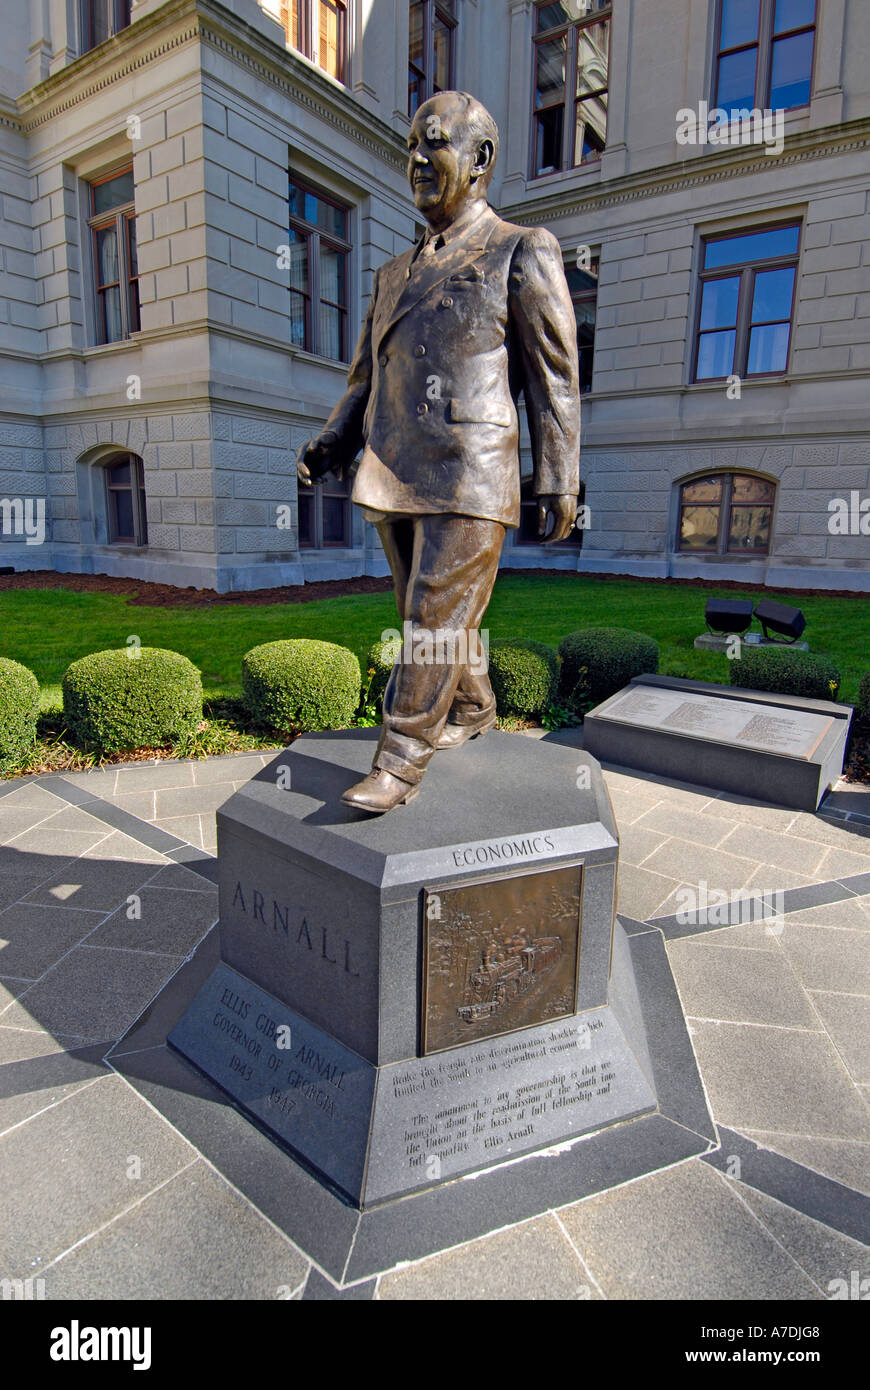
[407,91,499,229]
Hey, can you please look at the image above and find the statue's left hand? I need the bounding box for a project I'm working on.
[537,494,577,543]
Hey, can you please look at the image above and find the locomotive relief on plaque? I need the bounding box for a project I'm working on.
[422,864,582,1054]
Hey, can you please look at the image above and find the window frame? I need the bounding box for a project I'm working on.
[280,0,349,83]
[567,252,599,395]
[530,0,612,181]
[408,0,458,117]
[104,454,148,547]
[87,165,140,346]
[713,0,818,116]
[691,219,801,383]
[80,0,132,54]
[675,472,776,557]
[288,175,352,363]
[297,470,352,549]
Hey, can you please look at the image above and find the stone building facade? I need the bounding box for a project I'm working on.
[1,0,868,592]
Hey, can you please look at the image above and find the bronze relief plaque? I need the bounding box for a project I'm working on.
[422,864,582,1054]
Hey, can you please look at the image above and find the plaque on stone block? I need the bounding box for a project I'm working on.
[583,675,853,811]
[600,685,834,760]
[422,864,582,1054]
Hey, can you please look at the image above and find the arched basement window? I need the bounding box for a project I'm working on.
[105,455,148,545]
[677,473,775,555]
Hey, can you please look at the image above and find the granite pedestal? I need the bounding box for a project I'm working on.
[114,730,715,1284]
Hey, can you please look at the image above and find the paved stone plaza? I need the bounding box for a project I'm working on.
[1,737,868,1300]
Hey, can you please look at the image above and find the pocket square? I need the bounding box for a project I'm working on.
[448,266,485,284]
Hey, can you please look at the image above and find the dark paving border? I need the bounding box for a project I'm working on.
[0,772,218,883]
[650,872,870,939]
[704,1128,870,1247]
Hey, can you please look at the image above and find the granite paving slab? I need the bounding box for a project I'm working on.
[556,1160,822,1300]
[0,1073,197,1276]
[0,943,185,1041]
[0,902,109,981]
[666,938,821,1029]
[38,1160,309,1301]
[377,1214,599,1301]
[688,1019,870,1140]
[722,1180,870,1296]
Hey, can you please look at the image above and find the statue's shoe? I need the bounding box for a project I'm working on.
[341,768,420,814]
[436,713,497,750]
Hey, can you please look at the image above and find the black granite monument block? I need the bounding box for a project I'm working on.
[169,729,663,1207]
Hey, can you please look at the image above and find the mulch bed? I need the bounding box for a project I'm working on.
[1,567,866,607]
[0,570,393,607]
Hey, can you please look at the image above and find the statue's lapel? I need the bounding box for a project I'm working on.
[374,206,498,351]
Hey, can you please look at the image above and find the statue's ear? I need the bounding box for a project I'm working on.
[472,138,495,183]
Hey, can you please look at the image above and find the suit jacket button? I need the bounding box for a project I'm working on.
[417,402,429,415]
[378,354,388,367]
[413,344,426,357]
[441,295,453,308]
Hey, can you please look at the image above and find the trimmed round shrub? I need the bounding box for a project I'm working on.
[858,673,870,722]
[488,639,559,718]
[730,646,841,701]
[364,632,403,706]
[62,647,203,752]
[558,627,659,710]
[0,657,40,772]
[242,639,361,733]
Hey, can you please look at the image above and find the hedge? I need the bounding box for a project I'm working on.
[62,647,203,752]
[558,626,659,710]
[0,657,40,772]
[488,639,559,718]
[858,673,870,721]
[730,646,841,702]
[242,638,360,733]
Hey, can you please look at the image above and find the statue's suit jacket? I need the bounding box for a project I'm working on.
[323,203,581,528]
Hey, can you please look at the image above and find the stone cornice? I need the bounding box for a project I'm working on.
[14,0,406,171]
[500,117,870,224]
[0,95,23,132]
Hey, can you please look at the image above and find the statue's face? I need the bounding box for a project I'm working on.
[407,94,488,225]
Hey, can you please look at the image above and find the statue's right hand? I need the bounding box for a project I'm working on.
[296,430,339,486]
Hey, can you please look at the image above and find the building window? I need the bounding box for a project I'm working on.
[81,0,132,53]
[298,473,351,547]
[88,167,139,345]
[566,255,598,393]
[288,178,351,362]
[677,473,775,554]
[517,479,583,547]
[105,456,148,545]
[532,0,611,178]
[279,1,348,82]
[714,0,816,116]
[409,0,457,116]
[693,222,799,381]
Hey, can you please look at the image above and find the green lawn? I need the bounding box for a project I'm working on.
[1,574,866,708]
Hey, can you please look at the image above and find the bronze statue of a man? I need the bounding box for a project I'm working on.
[298,91,581,813]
